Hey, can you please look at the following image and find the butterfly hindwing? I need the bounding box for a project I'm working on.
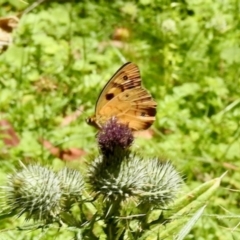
[98,88,156,130]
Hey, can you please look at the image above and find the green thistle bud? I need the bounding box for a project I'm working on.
[5,165,62,222]
[57,167,84,208]
[87,154,143,201]
[137,159,182,207]
[87,155,181,207]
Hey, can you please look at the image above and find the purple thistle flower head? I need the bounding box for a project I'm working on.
[97,117,134,156]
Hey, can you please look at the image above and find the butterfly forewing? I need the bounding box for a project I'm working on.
[95,62,141,113]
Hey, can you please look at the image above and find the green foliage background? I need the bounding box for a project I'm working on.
[0,0,240,239]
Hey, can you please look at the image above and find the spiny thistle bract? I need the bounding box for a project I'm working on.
[137,159,182,206]
[88,154,181,205]
[57,167,84,208]
[5,165,85,222]
[5,165,62,222]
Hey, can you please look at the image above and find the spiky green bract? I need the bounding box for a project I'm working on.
[97,117,134,159]
[57,167,84,208]
[137,159,182,207]
[87,154,146,201]
[87,155,181,207]
[5,165,62,222]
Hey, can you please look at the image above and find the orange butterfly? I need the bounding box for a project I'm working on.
[86,62,157,131]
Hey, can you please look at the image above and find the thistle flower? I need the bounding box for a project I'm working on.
[97,118,134,159]
[88,117,182,206]
[5,164,62,222]
[88,154,181,207]
[88,154,145,201]
[136,159,182,207]
[57,167,84,208]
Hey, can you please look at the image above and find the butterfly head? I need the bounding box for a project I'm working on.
[86,116,102,129]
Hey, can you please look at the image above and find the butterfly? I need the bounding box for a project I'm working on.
[86,62,157,131]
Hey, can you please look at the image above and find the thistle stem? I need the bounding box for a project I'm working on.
[104,198,122,240]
